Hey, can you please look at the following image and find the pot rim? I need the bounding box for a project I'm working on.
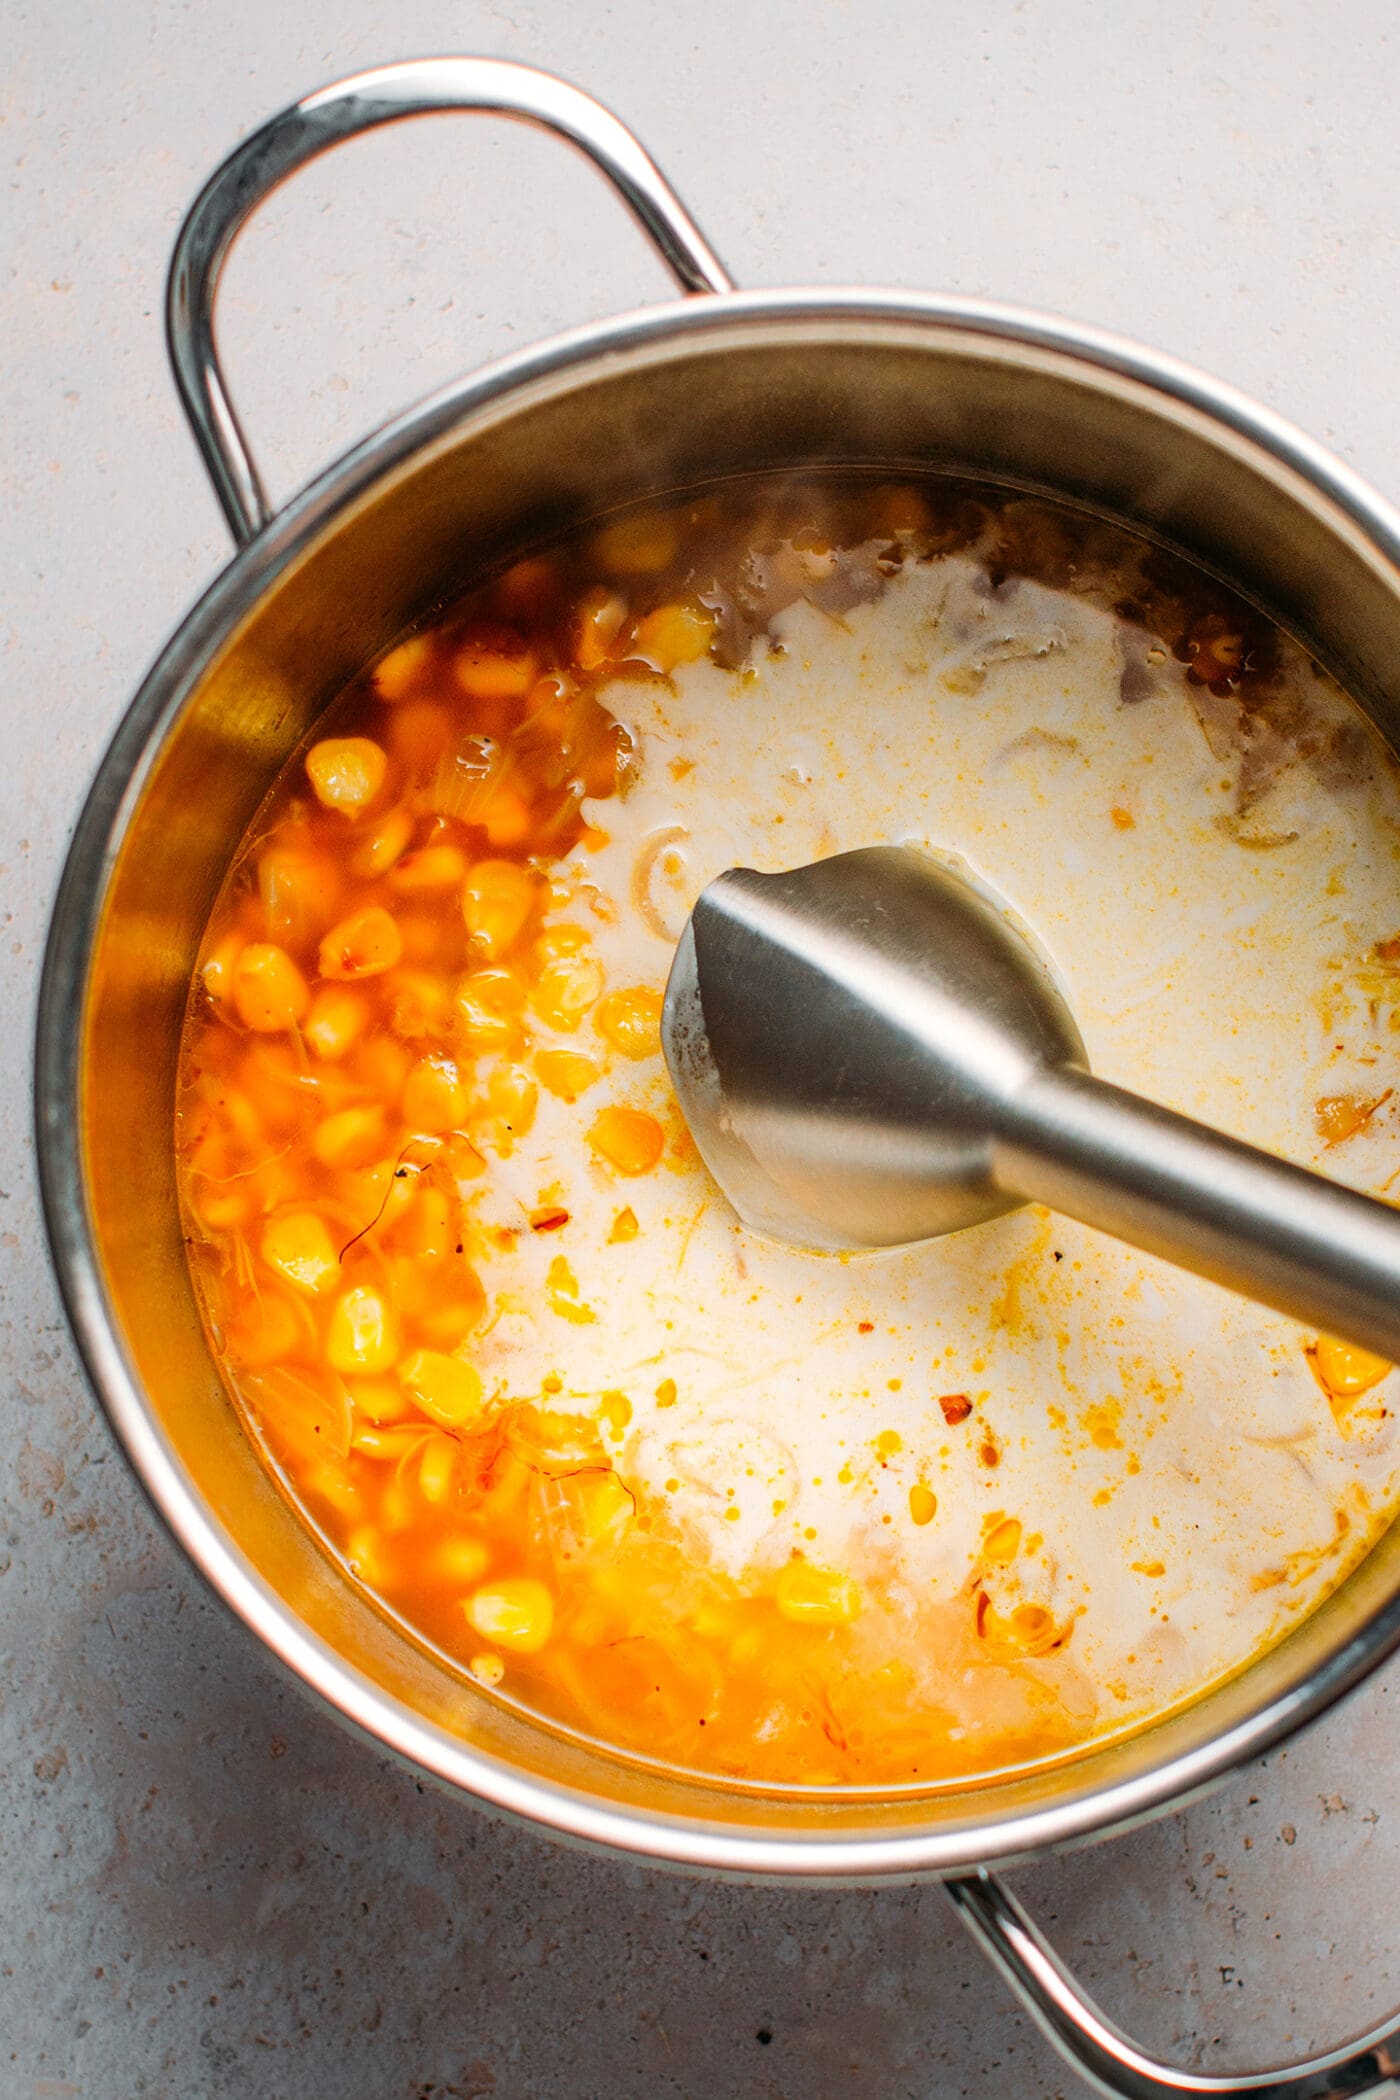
[37,284,1400,1880]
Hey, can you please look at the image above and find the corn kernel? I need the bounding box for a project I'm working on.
[908,1483,937,1527]
[401,1184,454,1260]
[535,1049,602,1102]
[318,906,402,980]
[384,969,453,1041]
[576,1471,634,1545]
[609,1207,640,1243]
[456,625,538,701]
[312,1104,385,1169]
[572,586,627,670]
[438,1536,491,1584]
[352,804,414,878]
[232,943,309,1033]
[456,967,528,1048]
[462,859,537,960]
[480,782,535,848]
[418,1433,459,1505]
[388,843,469,891]
[486,1062,538,1137]
[546,1255,596,1324]
[593,511,679,575]
[350,1423,428,1461]
[303,985,369,1062]
[595,986,663,1060]
[261,1212,340,1296]
[258,845,342,946]
[589,1105,664,1176]
[466,1577,554,1653]
[1313,1334,1392,1397]
[306,737,387,817]
[347,1376,413,1425]
[533,950,604,1031]
[402,1054,467,1134]
[326,1285,397,1374]
[401,1349,484,1427]
[228,1291,303,1366]
[983,1516,1022,1564]
[200,929,243,1001]
[469,1650,506,1686]
[372,632,433,701]
[631,600,716,673]
[774,1560,861,1625]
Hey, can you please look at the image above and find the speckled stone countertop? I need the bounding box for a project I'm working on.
[6,3,1400,2094]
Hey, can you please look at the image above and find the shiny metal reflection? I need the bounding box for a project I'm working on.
[665,846,1400,1359]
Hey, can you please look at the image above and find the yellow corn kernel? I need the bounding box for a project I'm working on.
[347,1376,413,1425]
[437,1536,491,1585]
[200,929,243,1001]
[774,1560,862,1625]
[326,1285,397,1374]
[401,1349,484,1427]
[382,970,450,1041]
[402,1053,467,1134]
[576,1471,634,1545]
[631,600,716,672]
[469,1651,506,1686]
[388,843,469,891]
[983,1516,1022,1564]
[546,1255,596,1324]
[228,1291,303,1366]
[480,782,535,849]
[417,1432,459,1505]
[318,906,402,981]
[595,986,663,1060]
[372,632,433,701]
[456,626,538,701]
[462,859,537,960]
[456,966,528,1049]
[303,985,369,1062]
[593,511,679,574]
[465,1578,554,1653]
[589,1105,664,1176]
[350,1423,428,1461]
[344,1526,393,1585]
[312,1104,385,1169]
[231,943,309,1033]
[306,737,387,817]
[189,1185,251,1232]
[535,1048,602,1102]
[352,804,414,878]
[1313,1334,1392,1397]
[261,1212,340,1296]
[417,1287,487,1350]
[258,844,341,946]
[609,1207,640,1244]
[401,1184,454,1260]
[572,587,628,670]
[533,949,604,1032]
[487,1062,538,1138]
[908,1483,938,1527]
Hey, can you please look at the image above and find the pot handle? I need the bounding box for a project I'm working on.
[166,58,734,547]
[946,1868,1400,2099]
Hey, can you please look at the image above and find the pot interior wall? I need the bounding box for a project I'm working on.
[74,312,1400,1864]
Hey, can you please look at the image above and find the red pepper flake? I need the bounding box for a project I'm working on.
[529,1206,570,1232]
[978,1433,1002,1469]
[938,1393,973,1425]
[857,1321,875,1335]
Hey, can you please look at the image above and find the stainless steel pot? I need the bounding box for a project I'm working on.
[35,58,1400,2099]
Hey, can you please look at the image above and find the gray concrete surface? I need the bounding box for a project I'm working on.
[6,2,1400,2094]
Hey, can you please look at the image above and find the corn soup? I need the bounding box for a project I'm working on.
[177,479,1400,1787]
